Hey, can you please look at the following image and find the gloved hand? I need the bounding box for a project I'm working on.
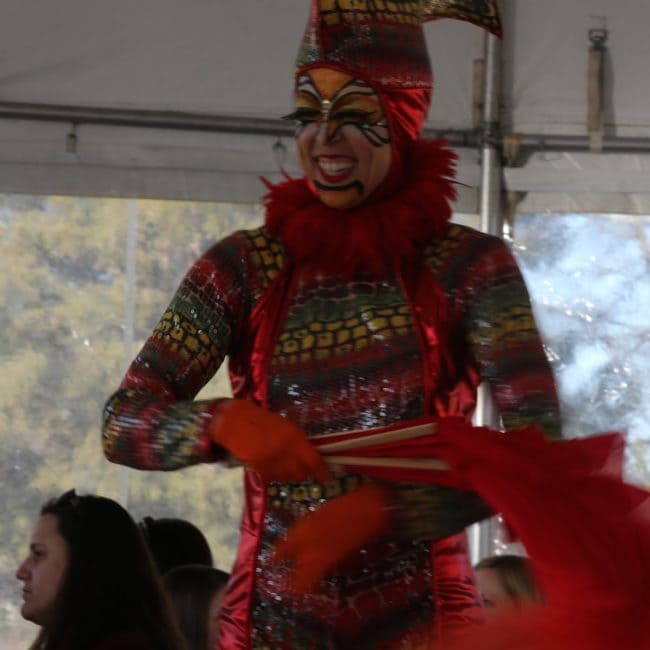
[210,399,330,484]
[272,483,392,593]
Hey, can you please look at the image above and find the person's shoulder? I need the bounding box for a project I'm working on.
[439,222,507,248]
[423,222,510,268]
[234,224,285,256]
[203,224,285,263]
[191,225,287,293]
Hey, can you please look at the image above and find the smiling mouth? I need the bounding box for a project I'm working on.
[313,179,363,195]
[315,156,355,184]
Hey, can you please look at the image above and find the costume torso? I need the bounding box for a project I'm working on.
[230,226,480,648]
[103,219,560,649]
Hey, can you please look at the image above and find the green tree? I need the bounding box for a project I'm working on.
[0,194,263,640]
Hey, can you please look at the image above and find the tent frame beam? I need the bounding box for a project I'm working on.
[2,100,650,154]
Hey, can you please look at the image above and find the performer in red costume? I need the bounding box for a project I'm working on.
[103,2,563,648]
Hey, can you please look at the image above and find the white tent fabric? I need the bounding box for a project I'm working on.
[1,0,650,208]
[503,0,650,138]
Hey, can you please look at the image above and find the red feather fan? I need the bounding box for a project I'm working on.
[315,418,650,650]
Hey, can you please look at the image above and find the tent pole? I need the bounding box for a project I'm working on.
[473,22,504,563]
[479,29,503,237]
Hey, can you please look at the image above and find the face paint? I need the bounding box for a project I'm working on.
[285,68,392,209]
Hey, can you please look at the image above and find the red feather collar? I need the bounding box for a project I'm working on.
[264,139,458,279]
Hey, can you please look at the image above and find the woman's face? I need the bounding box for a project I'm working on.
[16,514,68,625]
[475,567,518,619]
[292,67,392,209]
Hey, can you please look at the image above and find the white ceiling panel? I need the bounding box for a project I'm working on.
[1,1,650,203]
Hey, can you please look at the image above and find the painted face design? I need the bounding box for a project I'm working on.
[285,68,392,209]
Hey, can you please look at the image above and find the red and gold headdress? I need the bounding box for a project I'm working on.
[296,0,501,89]
[295,0,502,139]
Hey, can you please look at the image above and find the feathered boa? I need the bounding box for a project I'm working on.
[264,139,458,279]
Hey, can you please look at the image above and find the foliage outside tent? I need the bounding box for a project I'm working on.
[0,195,261,644]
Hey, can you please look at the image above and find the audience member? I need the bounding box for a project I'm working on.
[474,554,542,619]
[16,490,187,650]
[164,565,230,650]
[139,516,213,574]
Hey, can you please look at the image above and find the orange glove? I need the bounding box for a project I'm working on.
[272,483,392,593]
[210,399,330,484]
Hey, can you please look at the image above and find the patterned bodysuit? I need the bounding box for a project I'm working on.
[103,220,561,649]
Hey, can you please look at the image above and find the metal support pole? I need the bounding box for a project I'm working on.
[476,28,503,429]
[471,25,504,563]
[479,31,503,238]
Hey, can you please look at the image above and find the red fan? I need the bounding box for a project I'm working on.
[315,419,650,649]
[313,416,452,483]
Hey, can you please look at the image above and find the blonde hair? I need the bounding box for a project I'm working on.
[474,554,542,605]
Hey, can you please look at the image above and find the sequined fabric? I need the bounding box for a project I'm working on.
[253,490,437,648]
[268,274,426,433]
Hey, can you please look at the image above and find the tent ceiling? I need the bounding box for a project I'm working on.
[1,0,650,208]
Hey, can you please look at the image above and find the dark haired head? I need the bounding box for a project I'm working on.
[27,490,187,650]
[164,565,229,650]
[139,517,213,575]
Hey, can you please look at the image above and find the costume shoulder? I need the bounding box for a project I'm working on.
[207,224,288,292]
[422,222,514,290]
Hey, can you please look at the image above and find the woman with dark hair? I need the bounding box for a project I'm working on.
[16,490,187,650]
[164,565,230,650]
[139,516,213,575]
